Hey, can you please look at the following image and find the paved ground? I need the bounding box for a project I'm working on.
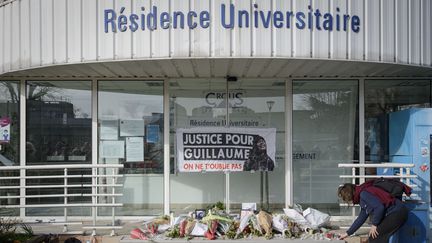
[55,235,351,243]
[118,238,347,243]
[27,220,364,243]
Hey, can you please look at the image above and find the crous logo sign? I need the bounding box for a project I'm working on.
[205,91,244,107]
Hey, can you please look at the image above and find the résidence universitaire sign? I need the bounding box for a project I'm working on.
[104,3,361,33]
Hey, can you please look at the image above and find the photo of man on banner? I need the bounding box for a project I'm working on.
[243,135,274,171]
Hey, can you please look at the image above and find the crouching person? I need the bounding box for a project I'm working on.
[337,182,408,243]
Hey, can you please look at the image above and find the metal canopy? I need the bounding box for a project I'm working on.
[1,58,432,79]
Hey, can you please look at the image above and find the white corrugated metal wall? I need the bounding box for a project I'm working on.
[0,0,431,75]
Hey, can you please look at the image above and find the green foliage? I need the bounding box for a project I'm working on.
[206,201,225,212]
[248,221,263,237]
[165,225,180,238]
[0,218,33,242]
[283,221,302,239]
[20,222,33,237]
[214,201,225,211]
[225,222,238,239]
[264,232,273,240]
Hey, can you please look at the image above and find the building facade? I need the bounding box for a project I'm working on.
[0,0,431,223]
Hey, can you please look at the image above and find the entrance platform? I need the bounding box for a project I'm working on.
[28,221,361,243]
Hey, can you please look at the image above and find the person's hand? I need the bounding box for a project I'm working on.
[369,225,379,239]
[338,232,348,240]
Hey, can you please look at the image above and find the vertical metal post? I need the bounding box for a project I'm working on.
[225,170,230,213]
[399,167,403,182]
[405,168,411,186]
[111,168,116,236]
[91,79,98,235]
[352,167,356,217]
[359,79,365,184]
[63,168,68,232]
[225,79,230,213]
[286,79,293,208]
[265,101,274,211]
[92,167,97,236]
[19,79,26,218]
[260,172,263,209]
[265,172,269,210]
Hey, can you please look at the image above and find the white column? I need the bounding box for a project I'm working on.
[91,79,98,222]
[359,79,365,183]
[19,79,26,218]
[163,79,170,216]
[285,79,293,208]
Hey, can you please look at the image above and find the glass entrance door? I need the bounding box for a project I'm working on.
[292,80,359,215]
[169,79,226,214]
[228,79,286,212]
[169,79,286,213]
[98,80,164,216]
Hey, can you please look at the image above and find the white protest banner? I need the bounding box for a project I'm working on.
[176,127,276,172]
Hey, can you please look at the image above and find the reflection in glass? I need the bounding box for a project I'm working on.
[228,79,285,212]
[365,80,431,163]
[0,81,20,216]
[98,80,164,216]
[169,79,226,214]
[25,81,92,216]
[26,81,92,164]
[293,80,359,216]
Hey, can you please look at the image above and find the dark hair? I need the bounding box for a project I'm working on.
[338,183,355,203]
[252,135,266,152]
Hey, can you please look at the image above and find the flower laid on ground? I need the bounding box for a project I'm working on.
[130,203,339,241]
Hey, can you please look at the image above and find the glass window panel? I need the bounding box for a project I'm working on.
[169,79,226,214]
[25,168,92,216]
[293,80,359,216]
[26,81,92,164]
[26,81,92,216]
[98,80,164,216]
[0,81,20,165]
[0,81,20,216]
[228,79,285,212]
[365,80,431,163]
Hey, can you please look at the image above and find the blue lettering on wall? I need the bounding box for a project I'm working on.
[118,7,128,32]
[273,11,283,28]
[295,12,306,29]
[200,11,210,28]
[351,15,361,33]
[259,9,272,28]
[104,9,117,33]
[221,3,234,28]
[103,4,361,33]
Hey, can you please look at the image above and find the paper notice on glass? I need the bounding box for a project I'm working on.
[47,156,65,161]
[68,156,86,161]
[104,158,119,164]
[100,120,118,140]
[146,124,159,143]
[126,137,144,162]
[120,120,145,137]
[241,203,257,211]
[100,140,124,159]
